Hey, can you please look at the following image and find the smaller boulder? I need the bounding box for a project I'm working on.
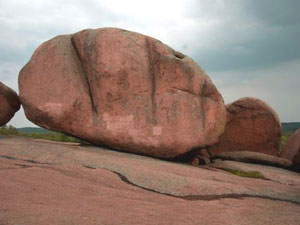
[213,151,292,168]
[208,97,282,157]
[0,82,20,126]
[281,128,300,166]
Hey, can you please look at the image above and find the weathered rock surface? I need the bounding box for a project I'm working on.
[19,28,227,158]
[208,97,281,157]
[0,136,300,225]
[207,160,300,186]
[213,151,292,168]
[0,82,20,126]
[281,128,300,165]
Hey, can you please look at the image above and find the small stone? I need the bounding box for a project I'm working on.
[189,157,200,166]
[198,156,211,165]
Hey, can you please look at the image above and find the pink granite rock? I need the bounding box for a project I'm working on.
[281,128,300,165]
[208,97,282,157]
[213,151,292,168]
[1,136,300,225]
[0,82,20,126]
[18,28,226,158]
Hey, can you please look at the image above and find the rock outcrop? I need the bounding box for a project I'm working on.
[18,28,227,158]
[208,97,281,157]
[1,136,300,225]
[281,128,300,166]
[207,160,300,186]
[0,82,20,126]
[213,151,292,168]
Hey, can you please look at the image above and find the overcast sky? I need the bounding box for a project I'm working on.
[1,0,299,127]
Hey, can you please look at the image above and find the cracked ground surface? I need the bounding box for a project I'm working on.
[1,136,300,225]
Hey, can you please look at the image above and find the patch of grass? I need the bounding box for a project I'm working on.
[224,169,264,179]
[0,125,83,144]
[280,131,293,150]
[18,132,82,143]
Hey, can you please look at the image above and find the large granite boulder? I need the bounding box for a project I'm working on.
[0,82,20,126]
[19,28,227,158]
[208,97,282,157]
[281,128,300,166]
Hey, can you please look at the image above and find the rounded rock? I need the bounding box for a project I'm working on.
[281,128,300,166]
[0,82,20,126]
[208,97,281,157]
[19,28,226,158]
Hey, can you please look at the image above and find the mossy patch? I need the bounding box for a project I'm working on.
[224,169,264,179]
[280,131,293,152]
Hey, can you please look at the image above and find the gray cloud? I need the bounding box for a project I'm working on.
[244,0,300,26]
[183,0,300,72]
[213,59,300,122]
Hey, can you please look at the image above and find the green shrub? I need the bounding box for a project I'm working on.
[0,125,18,135]
[280,131,293,149]
[19,132,82,143]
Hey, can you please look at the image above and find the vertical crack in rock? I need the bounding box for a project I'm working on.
[200,80,207,131]
[71,36,98,115]
[145,38,157,124]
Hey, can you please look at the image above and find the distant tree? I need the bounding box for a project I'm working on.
[8,125,18,134]
[0,124,18,135]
